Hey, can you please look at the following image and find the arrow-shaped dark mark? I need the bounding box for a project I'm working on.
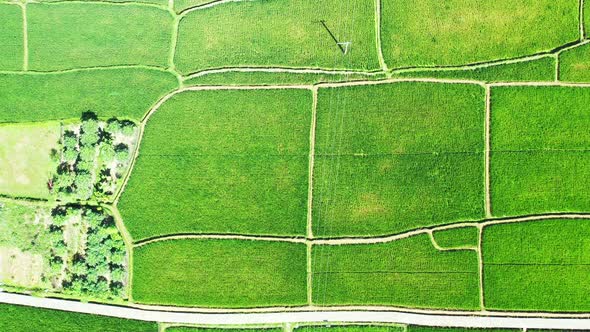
[320,20,346,54]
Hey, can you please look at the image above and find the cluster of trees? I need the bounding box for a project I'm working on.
[46,205,127,299]
[50,112,137,201]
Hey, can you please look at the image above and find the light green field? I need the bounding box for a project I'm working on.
[119,89,311,240]
[0,68,178,122]
[559,43,590,82]
[0,122,60,199]
[483,219,590,311]
[490,86,590,216]
[40,0,167,3]
[183,72,387,86]
[295,326,403,332]
[0,4,23,71]
[133,239,307,307]
[312,234,480,309]
[381,0,578,68]
[432,226,479,249]
[28,3,172,70]
[313,82,485,237]
[393,57,555,82]
[0,303,156,332]
[175,0,380,74]
[174,0,213,13]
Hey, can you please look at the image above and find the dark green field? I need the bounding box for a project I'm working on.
[133,239,307,307]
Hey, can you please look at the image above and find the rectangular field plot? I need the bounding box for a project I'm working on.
[174,0,380,74]
[381,0,578,68]
[482,219,590,311]
[394,56,556,83]
[168,328,281,332]
[409,327,517,332]
[0,68,178,122]
[0,4,23,70]
[0,122,60,199]
[295,326,403,332]
[313,82,485,237]
[432,226,479,249]
[183,72,387,86]
[490,86,590,217]
[311,234,480,309]
[27,3,172,70]
[118,89,311,240]
[559,43,590,82]
[0,303,157,332]
[133,239,307,307]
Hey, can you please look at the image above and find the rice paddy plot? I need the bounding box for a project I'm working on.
[313,82,485,237]
[432,226,479,249]
[392,57,556,83]
[133,239,307,307]
[381,0,578,68]
[27,2,172,70]
[183,72,387,86]
[175,0,380,74]
[0,303,157,332]
[311,234,480,309]
[490,86,590,217]
[483,219,590,311]
[0,68,178,122]
[118,89,311,240]
[0,4,23,71]
[294,326,404,332]
[558,43,590,82]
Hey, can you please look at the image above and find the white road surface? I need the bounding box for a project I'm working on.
[2,293,590,329]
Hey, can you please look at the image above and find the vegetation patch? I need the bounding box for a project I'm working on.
[183,72,387,86]
[133,239,307,307]
[432,226,479,249]
[294,326,404,332]
[0,4,23,71]
[312,234,480,309]
[27,2,172,70]
[175,0,380,74]
[0,201,129,300]
[393,57,555,83]
[119,89,311,240]
[313,82,485,237]
[490,86,590,216]
[0,303,157,332]
[0,68,179,123]
[559,43,590,82]
[167,327,282,332]
[50,112,139,202]
[483,219,590,311]
[0,122,60,199]
[408,327,517,332]
[381,0,578,68]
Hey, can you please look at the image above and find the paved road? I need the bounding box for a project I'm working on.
[2,293,590,329]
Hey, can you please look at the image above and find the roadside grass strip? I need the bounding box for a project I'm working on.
[294,326,404,332]
[174,0,215,13]
[175,0,380,74]
[559,43,590,81]
[482,218,590,311]
[490,86,590,217]
[313,82,485,238]
[27,2,172,70]
[0,4,23,71]
[132,239,307,307]
[184,71,387,87]
[0,122,60,199]
[167,327,282,332]
[393,57,556,83]
[0,68,178,122]
[381,0,579,68]
[0,303,157,332]
[311,234,480,309]
[431,226,479,250]
[119,89,311,240]
[408,327,518,332]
